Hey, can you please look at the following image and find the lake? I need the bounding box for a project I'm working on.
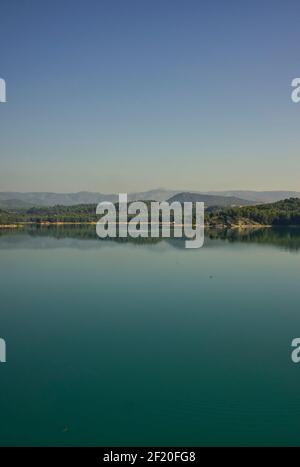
[0,226,300,446]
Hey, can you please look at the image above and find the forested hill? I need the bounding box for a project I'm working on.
[1,198,300,226]
[207,198,300,226]
[0,204,98,224]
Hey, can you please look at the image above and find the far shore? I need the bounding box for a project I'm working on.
[0,221,286,229]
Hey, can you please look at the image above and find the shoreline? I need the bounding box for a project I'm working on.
[0,222,297,229]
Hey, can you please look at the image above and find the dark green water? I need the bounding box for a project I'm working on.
[1,226,300,446]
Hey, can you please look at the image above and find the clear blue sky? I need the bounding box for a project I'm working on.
[0,0,299,192]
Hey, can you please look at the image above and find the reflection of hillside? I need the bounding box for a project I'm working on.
[0,225,300,252]
[206,227,300,252]
[0,225,165,249]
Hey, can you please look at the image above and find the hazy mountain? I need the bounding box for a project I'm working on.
[205,191,300,203]
[0,189,180,207]
[167,192,254,207]
[0,191,114,206]
[127,189,179,202]
[0,189,299,209]
[0,198,35,209]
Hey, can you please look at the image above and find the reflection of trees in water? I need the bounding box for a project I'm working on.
[207,227,300,252]
[1,225,300,252]
[0,224,164,245]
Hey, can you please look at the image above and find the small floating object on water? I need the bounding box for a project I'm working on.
[62,426,69,433]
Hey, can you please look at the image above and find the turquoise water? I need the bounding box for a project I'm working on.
[0,226,300,446]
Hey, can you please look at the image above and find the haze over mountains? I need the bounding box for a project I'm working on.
[0,189,300,209]
[205,191,300,203]
[167,192,254,207]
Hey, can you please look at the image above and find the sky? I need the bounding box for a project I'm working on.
[0,0,300,193]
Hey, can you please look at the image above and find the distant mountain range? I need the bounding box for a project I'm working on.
[0,190,175,208]
[0,189,299,209]
[204,191,300,203]
[167,192,254,207]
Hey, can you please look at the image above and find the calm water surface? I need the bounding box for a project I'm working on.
[0,226,300,446]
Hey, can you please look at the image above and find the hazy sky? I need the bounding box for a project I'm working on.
[0,0,300,193]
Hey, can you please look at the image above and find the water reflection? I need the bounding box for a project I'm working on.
[0,224,300,252]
